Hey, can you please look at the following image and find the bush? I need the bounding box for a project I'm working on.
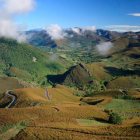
[115,95,137,100]
[109,113,123,124]
[104,109,113,115]
[79,102,89,106]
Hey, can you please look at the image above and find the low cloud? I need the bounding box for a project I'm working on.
[49,54,59,61]
[96,42,113,55]
[43,24,67,40]
[83,26,96,32]
[70,27,81,35]
[0,0,36,43]
[128,13,140,16]
[43,25,96,40]
[70,42,81,48]
[70,26,96,35]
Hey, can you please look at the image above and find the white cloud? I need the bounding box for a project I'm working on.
[108,28,140,32]
[43,25,96,39]
[70,26,96,35]
[3,0,36,14]
[43,24,67,40]
[96,42,113,55]
[0,0,36,43]
[69,35,74,38]
[106,25,140,32]
[106,25,140,28]
[83,26,96,32]
[70,27,81,35]
[128,13,140,16]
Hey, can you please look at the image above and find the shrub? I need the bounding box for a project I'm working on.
[104,109,113,115]
[79,102,89,106]
[115,95,124,99]
[109,113,123,124]
[115,95,137,100]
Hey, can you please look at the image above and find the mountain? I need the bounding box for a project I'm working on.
[108,32,140,70]
[26,30,57,50]
[26,29,114,52]
[95,29,122,39]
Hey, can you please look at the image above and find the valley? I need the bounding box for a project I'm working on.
[0,30,140,140]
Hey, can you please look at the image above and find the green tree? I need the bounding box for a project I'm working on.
[109,113,123,124]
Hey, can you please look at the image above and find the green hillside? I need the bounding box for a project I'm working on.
[0,37,70,86]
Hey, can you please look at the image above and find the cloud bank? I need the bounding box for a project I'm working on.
[0,0,36,42]
[106,25,140,28]
[43,24,67,40]
[128,13,140,16]
[96,42,113,55]
[106,25,140,32]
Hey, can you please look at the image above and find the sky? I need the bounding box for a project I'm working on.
[0,0,140,42]
[15,0,140,31]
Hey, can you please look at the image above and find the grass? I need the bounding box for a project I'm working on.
[8,67,31,79]
[77,118,111,126]
[101,99,140,110]
[106,76,138,89]
[10,88,48,107]
[85,63,111,80]
[0,121,31,140]
[0,75,24,94]
[0,94,140,139]
[46,85,84,103]
[87,90,123,98]
[101,99,140,118]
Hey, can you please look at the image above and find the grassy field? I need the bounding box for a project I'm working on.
[101,99,140,118]
[101,99,140,110]
[46,85,84,103]
[106,76,140,89]
[0,86,140,139]
[77,118,111,126]
[85,63,111,80]
[86,90,123,98]
[10,88,48,108]
[8,85,85,107]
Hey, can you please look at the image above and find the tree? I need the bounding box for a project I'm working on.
[109,113,123,124]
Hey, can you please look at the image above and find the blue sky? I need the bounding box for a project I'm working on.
[0,0,139,42]
[0,0,136,32]
[15,0,140,31]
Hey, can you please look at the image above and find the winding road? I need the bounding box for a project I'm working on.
[6,90,17,108]
[45,89,51,101]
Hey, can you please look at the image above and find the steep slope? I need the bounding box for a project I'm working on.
[61,63,91,86]
[0,37,68,85]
